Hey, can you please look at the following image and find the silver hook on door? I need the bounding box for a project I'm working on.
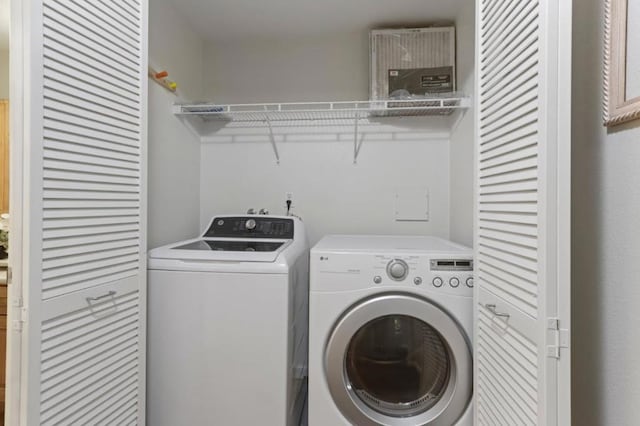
[86,290,118,319]
[484,303,510,319]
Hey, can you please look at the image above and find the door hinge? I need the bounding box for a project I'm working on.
[546,318,569,359]
[12,307,27,332]
[11,295,23,308]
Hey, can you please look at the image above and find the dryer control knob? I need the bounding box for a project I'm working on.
[387,260,409,281]
[245,219,257,230]
[466,277,474,288]
[450,277,460,288]
[433,277,444,287]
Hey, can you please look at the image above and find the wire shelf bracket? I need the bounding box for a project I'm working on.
[264,115,280,164]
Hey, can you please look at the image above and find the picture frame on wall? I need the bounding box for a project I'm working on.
[604,0,640,126]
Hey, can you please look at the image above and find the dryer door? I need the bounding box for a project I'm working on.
[325,294,472,426]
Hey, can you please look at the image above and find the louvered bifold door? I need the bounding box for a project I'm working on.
[20,1,148,424]
[474,0,571,425]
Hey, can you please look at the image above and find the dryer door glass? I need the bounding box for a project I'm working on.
[345,315,451,417]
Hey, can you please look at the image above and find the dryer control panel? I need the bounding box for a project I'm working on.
[365,255,474,296]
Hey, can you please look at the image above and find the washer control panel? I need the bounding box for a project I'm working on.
[369,255,473,295]
[204,216,294,239]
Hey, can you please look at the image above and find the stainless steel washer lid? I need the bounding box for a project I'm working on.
[324,293,472,426]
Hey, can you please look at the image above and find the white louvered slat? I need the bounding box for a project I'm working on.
[477,308,538,426]
[480,142,538,169]
[43,246,140,271]
[476,0,545,424]
[68,0,140,46]
[42,230,140,250]
[44,170,140,188]
[481,133,537,162]
[42,238,140,261]
[43,117,140,148]
[44,107,140,141]
[84,0,140,34]
[480,122,537,151]
[43,207,140,219]
[478,219,538,237]
[477,0,541,317]
[41,263,139,299]
[42,15,139,76]
[43,36,140,85]
[44,90,140,130]
[17,1,148,424]
[44,159,139,178]
[476,0,572,424]
[39,291,141,426]
[43,129,140,157]
[43,80,140,121]
[41,0,144,288]
[480,113,538,149]
[86,388,139,425]
[478,167,538,189]
[482,0,538,66]
[480,100,538,138]
[478,242,537,275]
[482,2,538,68]
[43,3,140,66]
[43,139,140,164]
[43,180,139,193]
[478,251,538,282]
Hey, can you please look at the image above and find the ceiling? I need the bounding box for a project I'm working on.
[167,0,467,42]
[0,0,8,49]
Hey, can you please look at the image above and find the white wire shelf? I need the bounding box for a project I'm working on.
[173,96,471,164]
[172,97,471,122]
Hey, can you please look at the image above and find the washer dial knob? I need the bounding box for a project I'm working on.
[387,259,409,281]
[466,277,474,288]
[450,277,460,288]
[245,219,257,230]
[433,277,444,287]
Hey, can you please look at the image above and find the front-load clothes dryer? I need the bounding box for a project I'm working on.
[309,235,473,426]
[147,215,309,426]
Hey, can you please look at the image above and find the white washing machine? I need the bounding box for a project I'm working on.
[309,235,473,426]
[147,215,309,426]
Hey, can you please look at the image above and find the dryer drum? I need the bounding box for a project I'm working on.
[345,315,452,417]
[324,293,472,426]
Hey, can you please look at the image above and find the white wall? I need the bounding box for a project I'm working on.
[572,0,640,424]
[199,34,455,245]
[0,48,8,99]
[203,33,369,103]
[449,2,475,247]
[148,0,204,248]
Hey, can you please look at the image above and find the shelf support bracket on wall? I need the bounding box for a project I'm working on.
[353,113,364,164]
[264,115,280,164]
